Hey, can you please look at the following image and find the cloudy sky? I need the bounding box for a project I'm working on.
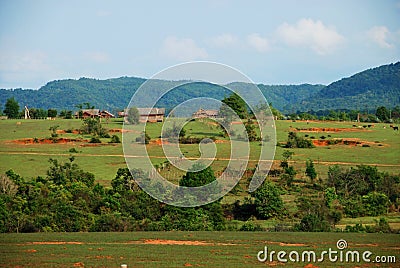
[0,0,399,89]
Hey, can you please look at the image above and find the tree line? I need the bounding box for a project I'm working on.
[0,153,398,233]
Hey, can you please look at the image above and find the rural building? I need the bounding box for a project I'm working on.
[137,108,165,122]
[192,108,219,119]
[100,110,115,118]
[76,109,115,119]
[119,107,165,122]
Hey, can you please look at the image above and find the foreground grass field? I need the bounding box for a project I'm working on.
[1,231,399,267]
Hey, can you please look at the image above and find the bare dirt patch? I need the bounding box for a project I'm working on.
[312,138,385,147]
[12,138,88,145]
[30,241,84,245]
[143,239,236,246]
[293,127,370,133]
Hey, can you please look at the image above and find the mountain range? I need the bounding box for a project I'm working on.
[0,62,399,114]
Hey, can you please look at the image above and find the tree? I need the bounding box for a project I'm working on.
[244,119,260,141]
[3,97,20,119]
[179,163,216,187]
[127,107,140,124]
[220,93,248,119]
[80,118,108,137]
[376,106,389,122]
[305,159,317,182]
[252,181,284,219]
[47,109,57,118]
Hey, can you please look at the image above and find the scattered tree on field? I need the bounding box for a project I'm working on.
[127,107,140,124]
[3,97,20,119]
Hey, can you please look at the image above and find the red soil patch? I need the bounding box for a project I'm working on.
[57,129,80,134]
[25,249,37,253]
[312,138,382,147]
[144,239,211,246]
[303,264,319,268]
[293,127,370,133]
[267,241,306,247]
[12,138,88,145]
[73,262,84,267]
[279,242,306,247]
[30,241,84,245]
[143,239,236,246]
[151,138,170,145]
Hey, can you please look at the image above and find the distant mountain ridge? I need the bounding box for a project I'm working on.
[288,62,400,112]
[0,62,399,114]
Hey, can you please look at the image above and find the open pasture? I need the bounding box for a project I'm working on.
[0,231,399,267]
[0,118,398,181]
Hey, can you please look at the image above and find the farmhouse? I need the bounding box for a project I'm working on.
[192,108,219,119]
[81,109,100,119]
[76,109,115,119]
[137,107,165,122]
[120,107,165,122]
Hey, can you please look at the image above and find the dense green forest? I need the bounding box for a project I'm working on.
[1,62,398,114]
[290,62,400,112]
[1,156,398,233]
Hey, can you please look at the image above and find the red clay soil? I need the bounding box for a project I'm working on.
[12,138,88,145]
[56,129,80,134]
[293,127,370,133]
[312,138,381,147]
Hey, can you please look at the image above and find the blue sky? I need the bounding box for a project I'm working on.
[0,0,399,89]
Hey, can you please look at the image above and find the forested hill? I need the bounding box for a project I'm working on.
[0,77,322,113]
[288,62,400,112]
[0,62,399,113]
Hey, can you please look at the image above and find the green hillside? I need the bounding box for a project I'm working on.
[290,62,400,112]
[1,62,399,114]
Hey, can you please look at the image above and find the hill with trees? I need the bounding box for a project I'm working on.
[289,62,400,112]
[0,62,398,114]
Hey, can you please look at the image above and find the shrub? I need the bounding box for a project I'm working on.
[239,217,264,231]
[109,135,121,143]
[89,137,101,143]
[69,148,79,153]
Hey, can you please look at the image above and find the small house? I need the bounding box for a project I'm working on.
[192,108,219,119]
[137,108,165,123]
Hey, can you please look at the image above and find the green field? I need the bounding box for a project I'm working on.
[0,119,400,267]
[1,231,399,267]
[1,118,399,182]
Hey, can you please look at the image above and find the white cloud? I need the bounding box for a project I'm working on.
[84,51,110,63]
[367,26,393,48]
[162,36,208,61]
[209,33,238,47]
[0,50,57,88]
[277,18,344,55]
[247,33,270,52]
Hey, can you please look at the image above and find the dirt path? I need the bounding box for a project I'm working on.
[1,151,400,167]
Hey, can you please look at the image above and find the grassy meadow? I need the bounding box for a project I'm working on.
[1,231,399,267]
[0,118,399,182]
[0,118,399,267]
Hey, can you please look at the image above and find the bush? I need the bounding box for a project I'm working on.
[295,213,331,232]
[109,135,121,143]
[69,148,79,153]
[89,137,101,143]
[239,217,264,231]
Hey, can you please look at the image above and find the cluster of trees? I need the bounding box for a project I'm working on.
[2,97,58,119]
[0,154,398,233]
[0,159,224,233]
[288,105,400,123]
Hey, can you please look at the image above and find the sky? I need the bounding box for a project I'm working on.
[0,0,399,89]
